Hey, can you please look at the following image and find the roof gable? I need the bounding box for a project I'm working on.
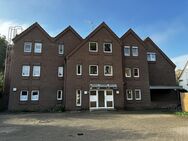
[13,22,52,42]
[54,26,83,41]
[178,60,188,80]
[144,37,176,68]
[66,22,121,59]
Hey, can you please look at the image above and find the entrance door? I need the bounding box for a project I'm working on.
[98,91,105,107]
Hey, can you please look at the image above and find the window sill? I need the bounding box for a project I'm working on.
[22,76,30,80]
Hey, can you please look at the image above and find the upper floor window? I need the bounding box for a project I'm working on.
[89,65,98,76]
[89,42,98,52]
[126,89,133,100]
[58,66,64,77]
[22,65,30,77]
[104,65,113,76]
[76,64,82,75]
[33,66,41,77]
[124,46,130,56]
[31,90,39,101]
[57,90,63,100]
[132,46,138,56]
[34,42,42,53]
[125,68,131,77]
[58,44,64,55]
[76,89,82,106]
[133,68,139,77]
[147,52,156,61]
[135,89,141,100]
[24,42,32,53]
[103,43,112,53]
[20,90,28,101]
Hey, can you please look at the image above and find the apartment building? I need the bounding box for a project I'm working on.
[5,22,182,111]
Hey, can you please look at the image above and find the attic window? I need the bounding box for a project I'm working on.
[147,52,156,61]
[89,42,98,52]
[24,42,32,53]
[103,43,112,53]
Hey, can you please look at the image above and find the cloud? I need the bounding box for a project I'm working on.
[171,54,188,70]
[0,20,29,40]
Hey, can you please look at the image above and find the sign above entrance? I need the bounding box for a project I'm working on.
[90,84,117,89]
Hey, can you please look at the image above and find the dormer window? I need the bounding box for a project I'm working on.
[103,43,112,53]
[147,52,156,61]
[89,42,98,52]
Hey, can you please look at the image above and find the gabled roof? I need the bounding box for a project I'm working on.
[54,26,83,41]
[66,22,121,59]
[121,28,145,46]
[13,22,52,42]
[144,37,176,68]
[178,60,188,80]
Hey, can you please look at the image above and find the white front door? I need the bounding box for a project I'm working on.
[89,89,114,110]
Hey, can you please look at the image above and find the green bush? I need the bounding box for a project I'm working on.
[0,72,3,92]
[175,112,188,116]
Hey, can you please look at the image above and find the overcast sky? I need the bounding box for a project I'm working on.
[0,0,188,69]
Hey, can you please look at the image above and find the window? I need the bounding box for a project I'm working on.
[58,44,64,55]
[126,89,133,100]
[124,46,130,56]
[33,66,41,77]
[76,64,82,75]
[76,89,82,106]
[22,65,30,76]
[133,68,139,77]
[24,42,32,53]
[20,90,28,101]
[104,65,113,76]
[31,90,39,101]
[34,42,42,53]
[103,43,112,53]
[135,89,141,100]
[132,46,138,56]
[147,52,156,61]
[58,66,64,77]
[125,68,131,77]
[57,90,63,100]
[89,42,98,52]
[89,65,98,76]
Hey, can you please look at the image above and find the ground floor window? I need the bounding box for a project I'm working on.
[135,89,141,100]
[20,90,28,101]
[57,90,63,100]
[31,90,39,101]
[126,89,133,100]
[76,89,82,106]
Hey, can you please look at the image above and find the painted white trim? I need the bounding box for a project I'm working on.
[104,65,113,76]
[103,43,112,53]
[34,42,42,53]
[89,65,98,76]
[24,42,32,53]
[132,46,138,56]
[22,65,30,77]
[58,66,64,77]
[133,68,139,78]
[76,89,82,106]
[76,64,82,75]
[135,89,141,100]
[58,44,64,55]
[57,90,63,100]
[124,46,130,56]
[33,66,41,77]
[126,89,133,100]
[20,90,28,101]
[125,68,131,77]
[147,52,156,61]
[89,42,98,52]
[31,90,39,101]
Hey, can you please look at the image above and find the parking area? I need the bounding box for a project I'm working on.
[0,111,188,141]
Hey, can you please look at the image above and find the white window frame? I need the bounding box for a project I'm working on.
[76,64,82,76]
[132,46,138,56]
[33,66,41,77]
[103,43,112,53]
[58,66,64,77]
[104,65,113,76]
[58,44,64,55]
[124,46,130,56]
[22,65,30,77]
[31,90,39,101]
[34,42,42,53]
[57,90,63,100]
[125,68,131,77]
[133,68,139,77]
[20,90,28,101]
[89,42,98,52]
[135,89,141,100]
[24,42,32,53]
[147,52,156,61]
[76,89,82,106]
[126,89,133,100]
[89,65,98,76]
